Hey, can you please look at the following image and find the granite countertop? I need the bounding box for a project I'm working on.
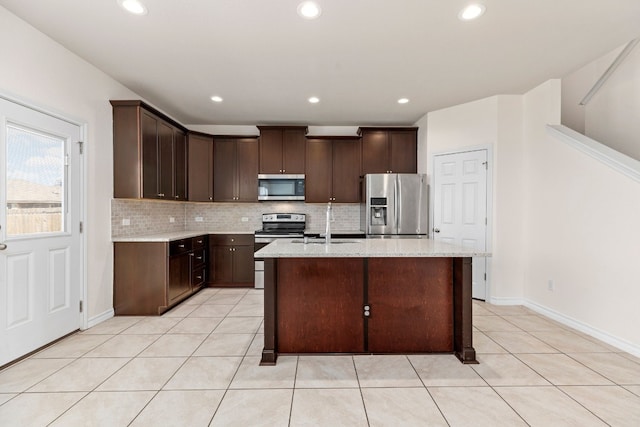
[254,238,491,258]
[112,230,254,242]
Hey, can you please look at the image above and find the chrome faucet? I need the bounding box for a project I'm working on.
[325,202,332,243]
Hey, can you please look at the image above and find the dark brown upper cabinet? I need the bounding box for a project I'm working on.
[213,136,259,202]
[359,127,418,175]
[258,126,307,174]
[305,137,361,203]
[111,100,188,200]
[187,132,214,202]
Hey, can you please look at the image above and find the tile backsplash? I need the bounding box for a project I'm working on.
[112,199,361,237]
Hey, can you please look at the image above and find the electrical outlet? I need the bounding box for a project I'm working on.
[122,218,130,226]
[241,217,249,222]
[548,279,554,291]
[169,217,175,223]
[195,217,204,222]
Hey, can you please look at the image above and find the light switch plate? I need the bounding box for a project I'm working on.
[122,218,130,226]
[195,217,204,222]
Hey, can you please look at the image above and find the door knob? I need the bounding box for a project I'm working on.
[433,228,440,233]
[0,243,7,250]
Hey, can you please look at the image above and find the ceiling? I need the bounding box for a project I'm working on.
[1,0,639,126]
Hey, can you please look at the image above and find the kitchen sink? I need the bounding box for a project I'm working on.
[290,239,359,245]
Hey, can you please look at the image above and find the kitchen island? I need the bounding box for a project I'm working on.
[255,238,489,365]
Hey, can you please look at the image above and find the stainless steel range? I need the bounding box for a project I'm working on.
[254,213,306,289]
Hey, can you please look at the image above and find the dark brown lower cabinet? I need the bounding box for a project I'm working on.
[208,234,254,287]
[114,235,207,315]
[277,258,364,353]
[367,258,453,352]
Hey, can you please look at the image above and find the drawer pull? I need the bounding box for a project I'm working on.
[178,244,185,248]
[197,240,203,244]
[196,275,202,280]
[196,256,202,260]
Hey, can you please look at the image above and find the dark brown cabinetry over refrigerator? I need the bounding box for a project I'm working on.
[305,137,361,203]
[258,126,307,174]
[208,234,254,287]
[213,137,259,202]
[111,100,188,200]
[113,235,207,315]
[187,132,214,202]
[359,127,418,175]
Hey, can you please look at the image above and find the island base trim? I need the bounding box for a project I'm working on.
[260,349,277,366]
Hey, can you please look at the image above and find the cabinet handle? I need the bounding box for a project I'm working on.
[190,253,195,257]
[196,256,202,260]
[209,197,213,201]
[197,239,203,244]
[229,248,233,252]
[175,195,179,199]
[196,275,202,280]
[179,244,185,248]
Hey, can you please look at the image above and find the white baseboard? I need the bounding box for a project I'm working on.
[524,299,640,358]
[488,296,524,306]
[85,308,114,330]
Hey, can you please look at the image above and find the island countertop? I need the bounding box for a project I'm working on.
[254,238,490,258]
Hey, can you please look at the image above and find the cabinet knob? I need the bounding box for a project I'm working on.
[190,253,195,257]
[209,197,213,201]
[175,195,179,199]
[229,248,232,252]
[231,238,235,242]
[196,275,202,280]
[179,244,185,248]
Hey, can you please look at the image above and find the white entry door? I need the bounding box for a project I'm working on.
[0,97,83,366]
[433,149,488,300]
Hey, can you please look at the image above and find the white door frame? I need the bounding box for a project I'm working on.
[1,93,87,331]
[430,144,493,301]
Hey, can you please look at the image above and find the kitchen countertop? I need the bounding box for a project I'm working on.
[254,238,490,258]
[112,230,254,242]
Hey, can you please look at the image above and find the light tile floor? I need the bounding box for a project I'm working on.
[1,288,639,426]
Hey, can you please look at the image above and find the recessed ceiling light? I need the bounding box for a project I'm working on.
[458,4,485,21]
[297,1,321,20]
[397,98,410,104]
[210,96,223,103]
[118,0,148,16]
[308,96,320,104]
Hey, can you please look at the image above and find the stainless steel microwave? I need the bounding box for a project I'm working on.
[258,174,305,201]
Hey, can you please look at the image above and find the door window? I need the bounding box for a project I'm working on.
[5,124,66,236]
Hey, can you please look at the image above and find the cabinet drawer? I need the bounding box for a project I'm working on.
[192,235,207,249]
[192,249,206,267]
[192,266,206,287]
[210,234,253,246]
[170,238,192,255]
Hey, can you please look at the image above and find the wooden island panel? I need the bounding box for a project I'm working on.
[367,257,453,353]
[276,258,364,353]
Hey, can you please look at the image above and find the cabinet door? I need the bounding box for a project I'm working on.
[169,253,191,305]
[389,130,417,173]
[282,129,305,174]
[232,245,254,284]
[213,138,237,202]
[188,134,214,202]
[259,129,283,174]
[332,139,361,203]
[174,128,187,200]
[212,245,234,283]
[276,258,364,353]
[361,130,389,174]
[141,111,160,198]
[305,139,332,203]
[236,138,258,202]
[367,258,453,352]
[158,121,174,199]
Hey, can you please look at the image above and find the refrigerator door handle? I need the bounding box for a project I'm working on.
[395,175,401,232]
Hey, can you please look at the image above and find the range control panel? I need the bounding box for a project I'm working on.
[262,213,306,223]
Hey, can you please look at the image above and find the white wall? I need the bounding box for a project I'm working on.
[420,95,526,301]
[562,42,640,161]
[523,79,640,351]
[0,7,139,323]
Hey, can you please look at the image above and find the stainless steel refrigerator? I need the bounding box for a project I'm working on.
[362,174,428,237]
